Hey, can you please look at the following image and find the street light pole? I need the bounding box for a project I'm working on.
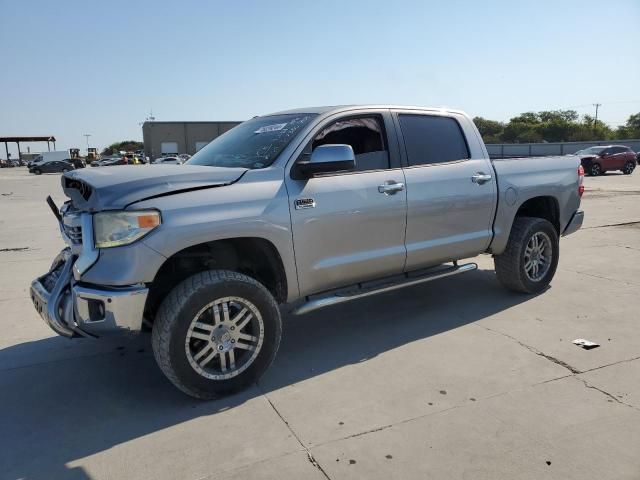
[83,134,91,155]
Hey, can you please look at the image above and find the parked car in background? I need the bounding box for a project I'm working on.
[29,160,74,175]
[0,159,9,168]
[28,151,71,169]
[178,154,191,162]
[104,158,127,167]
[153,156,183,164]
[575,145,636,176]
[69,158,86,169]
[91,155,122,167]
[2,158,26,168]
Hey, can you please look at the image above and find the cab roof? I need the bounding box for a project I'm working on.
[266,105,468,117]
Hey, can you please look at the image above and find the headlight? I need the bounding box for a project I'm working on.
[94,210,161,248]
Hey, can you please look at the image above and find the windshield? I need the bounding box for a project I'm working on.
[575,147,605,155]
[187,113,317,169]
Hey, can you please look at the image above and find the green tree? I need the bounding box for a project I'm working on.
[473,117,504,143]
[615,113,640,139]
[536,110,579,142]
[101,141,144,155]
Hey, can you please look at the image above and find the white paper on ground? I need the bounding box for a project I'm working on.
[572,338,600,349]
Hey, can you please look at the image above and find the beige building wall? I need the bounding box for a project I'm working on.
[142,121,242,160]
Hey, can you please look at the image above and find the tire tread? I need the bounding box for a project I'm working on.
[494,216,558,294]
[152,270,281,399]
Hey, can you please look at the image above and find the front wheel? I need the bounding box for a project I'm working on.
[494,217,559,294]
[589,163,601,176]
[152,270,282,399]
[33,169,42,175]
[623,161,635,175]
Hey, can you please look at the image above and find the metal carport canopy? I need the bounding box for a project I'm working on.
[1,136,57,159]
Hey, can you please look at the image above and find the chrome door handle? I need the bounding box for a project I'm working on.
[378,182,405,194]
[471,173,492,184]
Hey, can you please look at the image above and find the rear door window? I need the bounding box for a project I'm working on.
[398,114,469,166]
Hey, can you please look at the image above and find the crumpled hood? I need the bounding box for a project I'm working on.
[61,164,247,211]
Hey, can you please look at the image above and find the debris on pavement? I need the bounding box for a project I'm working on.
[0,247,29,252]
[572,339,600,350]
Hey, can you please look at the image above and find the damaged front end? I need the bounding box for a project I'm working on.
[29,197,148,338]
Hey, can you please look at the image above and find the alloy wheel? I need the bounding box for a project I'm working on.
[185,296,265,380]
[524,232,552,282]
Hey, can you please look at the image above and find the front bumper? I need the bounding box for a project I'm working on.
[30,250,148,338]
[562,210,584,237]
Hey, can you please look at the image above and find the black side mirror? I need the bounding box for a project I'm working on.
[296,144,356,178]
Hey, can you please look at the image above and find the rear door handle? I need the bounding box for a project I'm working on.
[471,173,492,185]
[378,181,405,195]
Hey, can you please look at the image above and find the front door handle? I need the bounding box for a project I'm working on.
[471,173,492,185]
[378,181,405,195]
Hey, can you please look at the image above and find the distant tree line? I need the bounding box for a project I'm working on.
[473,111,640,144]
[101,141,144,155]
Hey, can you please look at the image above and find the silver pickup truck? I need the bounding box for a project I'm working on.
[31,105,584,398]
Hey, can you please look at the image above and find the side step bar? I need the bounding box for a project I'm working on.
[293,262,477,316]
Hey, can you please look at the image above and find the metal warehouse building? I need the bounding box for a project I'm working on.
[142,121,242,160]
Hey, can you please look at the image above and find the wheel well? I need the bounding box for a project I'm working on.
[514,196,560,233]
[145,238,287,322]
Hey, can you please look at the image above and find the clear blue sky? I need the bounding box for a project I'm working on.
[1,0,639,155]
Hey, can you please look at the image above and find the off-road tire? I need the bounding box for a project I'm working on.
[623,161,635,175]
[494,217,559,294]
[589,163,601,176]
[152,270,282,399]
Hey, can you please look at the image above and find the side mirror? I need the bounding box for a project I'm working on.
[296,144,356,177]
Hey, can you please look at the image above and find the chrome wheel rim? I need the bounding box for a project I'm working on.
[185,296,264,380]
[524,232,552,282]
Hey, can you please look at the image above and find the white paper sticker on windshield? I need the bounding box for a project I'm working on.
[254,123,287,134]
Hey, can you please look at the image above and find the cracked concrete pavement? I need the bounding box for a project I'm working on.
[0,168,639,479]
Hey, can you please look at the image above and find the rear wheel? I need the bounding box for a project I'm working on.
[61,168,70,173]
[494,217,559,294]
[589,163,601,176]
[623,161,635,175]
[152,270,282,399]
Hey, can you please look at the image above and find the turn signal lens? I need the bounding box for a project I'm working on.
[137,214,161,229]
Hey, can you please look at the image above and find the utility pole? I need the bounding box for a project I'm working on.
[592,103,601,133]
[83,134,91,153]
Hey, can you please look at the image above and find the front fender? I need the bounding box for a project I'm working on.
[132,169,300,301]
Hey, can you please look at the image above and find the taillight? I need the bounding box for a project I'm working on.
[578,165,584,197]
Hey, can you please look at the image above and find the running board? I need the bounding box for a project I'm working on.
[293,262,477,316]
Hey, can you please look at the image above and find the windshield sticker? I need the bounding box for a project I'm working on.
[254,123,287,134]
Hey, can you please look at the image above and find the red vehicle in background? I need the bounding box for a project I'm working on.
[576,145,636,176]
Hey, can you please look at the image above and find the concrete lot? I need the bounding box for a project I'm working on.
[0,167,639,480]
